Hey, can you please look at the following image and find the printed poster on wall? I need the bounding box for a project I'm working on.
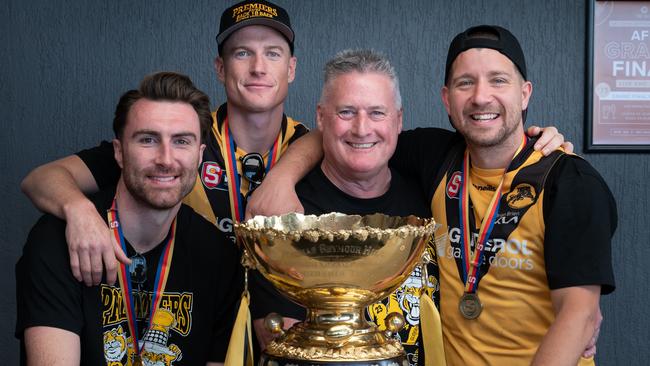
[589,1,650,150]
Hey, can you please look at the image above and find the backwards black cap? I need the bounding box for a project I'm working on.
[444,25,527,85]
[216,0,294,55]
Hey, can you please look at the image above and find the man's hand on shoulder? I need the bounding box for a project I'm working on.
[245,169,304,220]
[63,197,130,286]
[527,125,574,155]
[245,130,323,219]
[21,153,130,286]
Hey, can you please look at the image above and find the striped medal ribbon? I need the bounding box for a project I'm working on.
[107,198,176,363]
[220,117,282,222]
[457,136,526,319]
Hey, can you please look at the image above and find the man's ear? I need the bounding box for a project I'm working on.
[113,139,124,169]
[441,86,451,115]
[215,56,225,83]
[316,104,324,132]
[287,56,297,83]
[198,144,206,168]
[397,108,403,134]
[521,80,533,111]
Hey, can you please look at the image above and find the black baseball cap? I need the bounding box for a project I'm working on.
[216,0,294,55]
[444,25,527,85]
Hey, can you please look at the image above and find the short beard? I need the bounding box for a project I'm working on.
[122,166,195,210]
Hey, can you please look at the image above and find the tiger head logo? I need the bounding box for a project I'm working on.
[103,325,128,362]
[506,183,536,209]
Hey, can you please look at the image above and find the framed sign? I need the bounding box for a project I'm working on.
[586,1,650,152]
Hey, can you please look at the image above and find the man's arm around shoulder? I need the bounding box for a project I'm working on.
[20,154,129,285]
[21,155,100,218]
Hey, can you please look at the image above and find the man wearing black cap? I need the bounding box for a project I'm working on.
[392,25,616,365]
[20,0,308,286]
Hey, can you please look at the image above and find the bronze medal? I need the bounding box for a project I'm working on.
[459,292,483,319]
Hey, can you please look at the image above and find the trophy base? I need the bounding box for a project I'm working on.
[259,353,407,366]
[260,308,407,364]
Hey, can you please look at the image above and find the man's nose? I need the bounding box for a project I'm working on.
[250,54,267,75]
[471,80,493,106]
[155,142,173,166]
[351,112,371,136]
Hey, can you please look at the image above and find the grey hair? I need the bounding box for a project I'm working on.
[319,49,402,109]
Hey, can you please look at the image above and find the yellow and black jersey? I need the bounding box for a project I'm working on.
[183,103,308,241]
[430,139,615,365]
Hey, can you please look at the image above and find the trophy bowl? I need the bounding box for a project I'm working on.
[235,212,435,365]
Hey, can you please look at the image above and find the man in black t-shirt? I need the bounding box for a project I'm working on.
[249,49,439,366]
[16,72,242,365]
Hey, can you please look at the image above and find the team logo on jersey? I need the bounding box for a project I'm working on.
[103,325,129,362]
[446,171,462,199]
[506,183,537,209]
[101,287,193,366]
[201,161,227,191]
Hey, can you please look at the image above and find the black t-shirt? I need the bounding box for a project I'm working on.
[16,190,244,365]
[541,155,616,292]
[390,127,461,200]
[300,165,431,217]
[77,141,120,191]
[249,165,435,366]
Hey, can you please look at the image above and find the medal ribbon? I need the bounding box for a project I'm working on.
[220,117,282,222]
[458,136,527,293]
[107,198,176,360]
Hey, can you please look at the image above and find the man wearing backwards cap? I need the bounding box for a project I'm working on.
[245,25,611,365]
[393,25,616,365]
[20,0,308,286]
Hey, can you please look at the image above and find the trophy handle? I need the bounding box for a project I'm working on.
[264,312,286,336]
[383,312,405,338]
[420,249,433,289]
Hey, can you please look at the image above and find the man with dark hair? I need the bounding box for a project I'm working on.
[20,0,308,287]
[16,72,243,365]
[111,72,214,143]
[419,25,616,365]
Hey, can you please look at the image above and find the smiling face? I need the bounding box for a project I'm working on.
[114,99,205,210]
[442,48,531,149]
[215,25,296,114]
[318,71,403,181]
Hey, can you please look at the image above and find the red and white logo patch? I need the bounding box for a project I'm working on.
[446,171,462,199]
[201,162,223,189]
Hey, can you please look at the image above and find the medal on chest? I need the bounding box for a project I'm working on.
[455,138,527,320]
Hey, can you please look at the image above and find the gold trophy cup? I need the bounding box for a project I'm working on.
[235,212,435,366]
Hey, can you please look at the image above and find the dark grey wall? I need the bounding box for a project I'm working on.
[2,1,648,365]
